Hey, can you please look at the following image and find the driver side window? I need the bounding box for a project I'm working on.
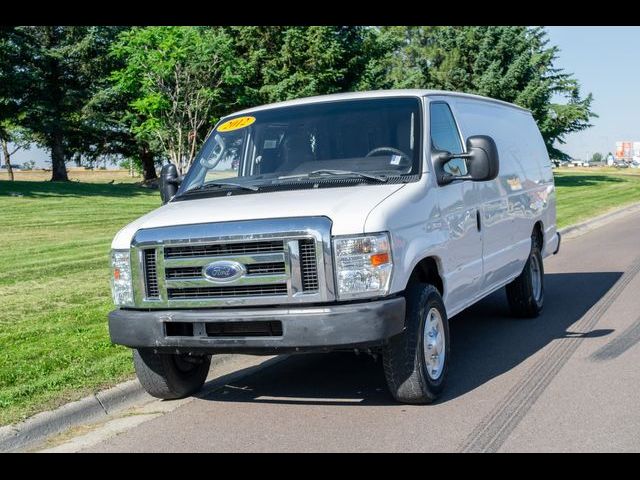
[430,102,467,176]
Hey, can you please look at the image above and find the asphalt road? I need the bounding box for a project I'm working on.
[83,211,640,452]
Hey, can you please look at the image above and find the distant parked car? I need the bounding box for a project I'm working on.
[614,161,629,169]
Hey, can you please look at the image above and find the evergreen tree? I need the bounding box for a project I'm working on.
[363,26,595,160]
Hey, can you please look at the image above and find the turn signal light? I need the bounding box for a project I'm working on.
[370,253,390,266]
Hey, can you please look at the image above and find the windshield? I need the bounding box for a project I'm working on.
[177,97,422,197]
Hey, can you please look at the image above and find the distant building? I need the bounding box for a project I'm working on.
[615,141,640,163]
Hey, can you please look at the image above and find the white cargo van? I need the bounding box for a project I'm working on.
[109,90,560,403]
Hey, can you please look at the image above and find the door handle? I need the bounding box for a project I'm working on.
[476,210,482,232]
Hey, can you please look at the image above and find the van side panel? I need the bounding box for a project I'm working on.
[449,99,555,294]
[534,128,558,258]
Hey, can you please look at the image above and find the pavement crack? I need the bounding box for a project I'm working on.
[95,395,108,415]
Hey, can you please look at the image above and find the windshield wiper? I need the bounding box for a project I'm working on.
[183,181,260,195]
[278,169,388,183]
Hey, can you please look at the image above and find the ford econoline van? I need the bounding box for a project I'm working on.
[108,90,560,404]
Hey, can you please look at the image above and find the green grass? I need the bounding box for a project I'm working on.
[0,180,159,425]
[1,169,640,426]
[554,170,640,227]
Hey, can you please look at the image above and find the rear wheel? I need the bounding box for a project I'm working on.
[382,283,450,404]
[506,235,544,318]
[133,349,211,400]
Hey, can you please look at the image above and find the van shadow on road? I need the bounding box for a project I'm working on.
[202,271,620,407]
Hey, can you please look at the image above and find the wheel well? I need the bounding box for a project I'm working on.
[409,257,444,296]
[533,221,544,250]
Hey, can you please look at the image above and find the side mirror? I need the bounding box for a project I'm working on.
[465,135,499,182]
[160,163,181,204]
[434,135,499,185]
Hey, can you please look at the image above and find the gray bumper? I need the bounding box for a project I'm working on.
[108,297,406,354]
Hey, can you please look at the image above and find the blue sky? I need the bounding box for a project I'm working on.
[545,26,640,160]
[12,26,640,166]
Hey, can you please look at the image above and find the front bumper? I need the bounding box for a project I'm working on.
[108,297,406,354]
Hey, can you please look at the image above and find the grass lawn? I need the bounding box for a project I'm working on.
[554,168,640,227]
[0,179,159,425]
[1,168,640,426]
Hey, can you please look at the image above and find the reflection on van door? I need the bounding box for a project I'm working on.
[430,102,483,312]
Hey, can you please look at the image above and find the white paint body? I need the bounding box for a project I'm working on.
[113,90,559,318]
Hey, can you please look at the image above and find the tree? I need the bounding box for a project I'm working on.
[228,26,375,107]
[111,27,242,175]
[590,152,603,163]
[11,26,123,181]
[0,28,29,181]
[86,56,162,182]
[362,26,595,161]
[357,26,437,90]
[0,123,30,181]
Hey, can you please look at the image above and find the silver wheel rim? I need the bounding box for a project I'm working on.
[530,254,542,302]
[423,307,446,380]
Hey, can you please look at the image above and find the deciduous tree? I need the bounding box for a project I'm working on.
[111,27,242,174]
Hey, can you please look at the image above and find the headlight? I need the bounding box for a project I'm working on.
[110,250,134,307]
[333,233,393,300]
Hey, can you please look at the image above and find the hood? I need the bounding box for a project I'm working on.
[112,184,405,249]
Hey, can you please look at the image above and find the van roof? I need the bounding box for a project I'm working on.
[225,89,531,118]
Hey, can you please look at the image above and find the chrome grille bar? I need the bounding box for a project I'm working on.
[163,252,285,269]
[165,240,283,258]
[168,284,287,299]
[165,274,288,289]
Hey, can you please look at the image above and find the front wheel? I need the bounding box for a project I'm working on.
[505,237,544,318]
[133,349,211,400]
[382,283,450,404]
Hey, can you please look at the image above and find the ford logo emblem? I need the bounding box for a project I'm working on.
[203,260,246,283]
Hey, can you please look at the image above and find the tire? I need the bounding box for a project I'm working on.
[505,236,544,318]
[133,349,211,400]
[382,283,450,404]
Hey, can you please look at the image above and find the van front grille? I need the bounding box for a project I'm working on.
[246,262,286,275]
[133,218,333,307]
[165,262,286,280]
[299,239,319,291]
[164,240,284,258]
[143,249,159,299]
[167,284,288,299]
[165,266,202,279]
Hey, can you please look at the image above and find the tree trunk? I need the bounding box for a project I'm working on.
[1,139,14,181]
[50,133,69,181]
[140,145,158,181]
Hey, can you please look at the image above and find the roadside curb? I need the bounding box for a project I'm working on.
[558,201,640,238]
[0,354,238,452]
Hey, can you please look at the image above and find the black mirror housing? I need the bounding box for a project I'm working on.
[466,135,499,182]
[160,163,180,204]
[433,135,499,186]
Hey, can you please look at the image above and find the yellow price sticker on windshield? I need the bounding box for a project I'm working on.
[217,116,256,132]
